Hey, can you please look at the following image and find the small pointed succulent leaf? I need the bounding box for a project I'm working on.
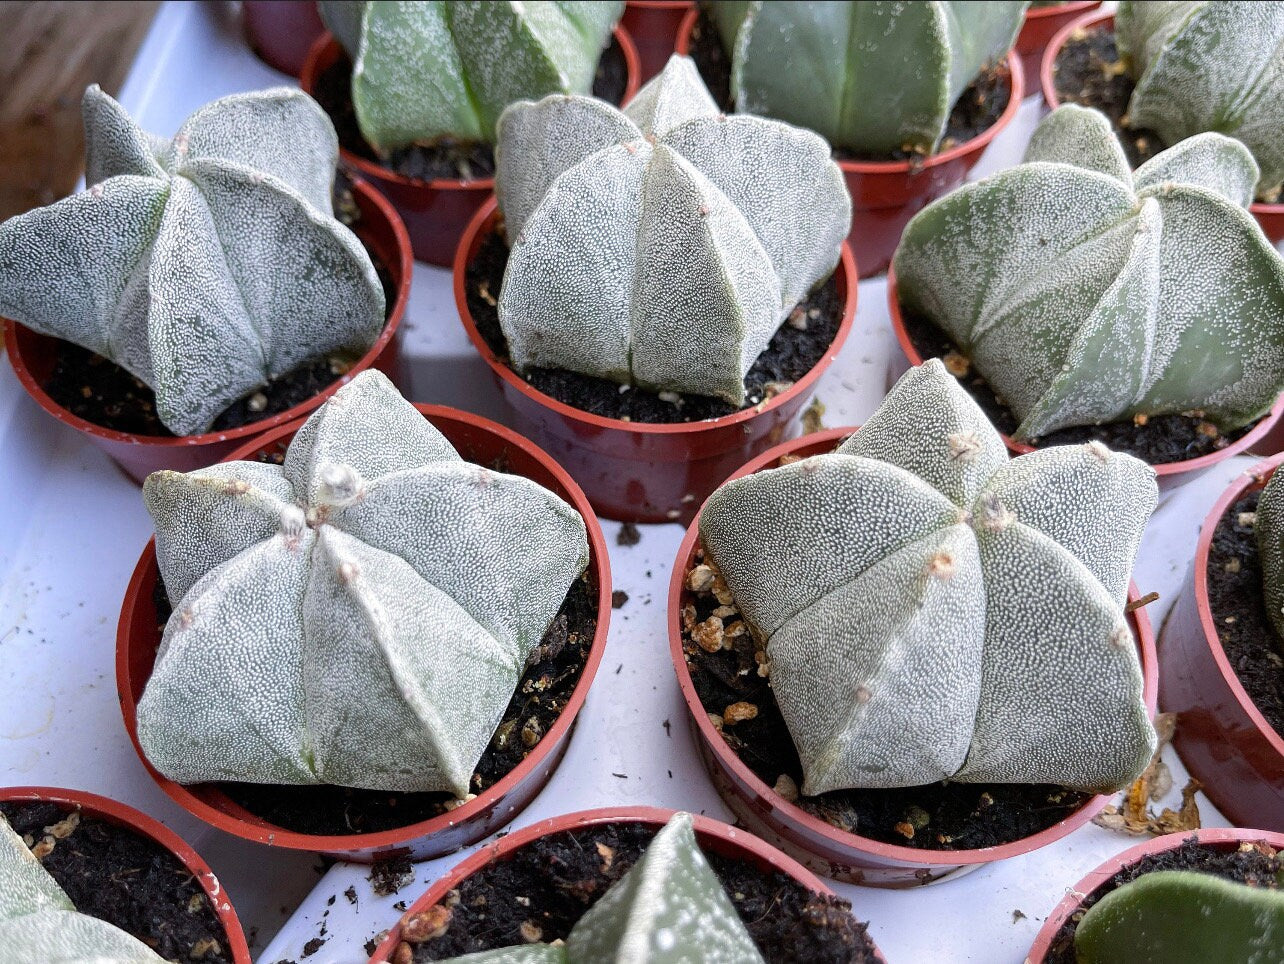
[1021,102,1131,183]
[1133,132,1260,207]
[1255,467,1284,640]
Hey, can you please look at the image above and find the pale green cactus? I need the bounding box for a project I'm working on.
[1116,1,1284,196]
[135,370,589,798]
[892,103,1284,442]
[0,814,166,962]
[1074,870,1284,964]
[494,55,850,404]
[318,1,623,155]
[699,360,1158,796]
[0,85,385,438]
[705,0,1028,156]
[1255,467,1284,641]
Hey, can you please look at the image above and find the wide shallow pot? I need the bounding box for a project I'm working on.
[1015,1,1100,89]
[0,785,250,963]
[622,0,692,80]
[454,199,858,524]
[1041,9,1284,246]
[1025,827,1284,963]
[369,805,886,963]
[1158,454,1284,832]
[3,177,411,484]
[300,27,641,267]
[116,406,612,861]
[886,268,1284,490]
[676,8,1025,279]
[668,428,1159,887]
[242,0,325,77]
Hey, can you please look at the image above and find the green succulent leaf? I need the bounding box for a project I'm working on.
[1256,467,1284,641]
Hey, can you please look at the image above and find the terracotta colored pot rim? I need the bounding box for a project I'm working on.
[3,178,411,453]
[0,786,251,964]
[668,426,1160,868]
[453,198,858,438]
[116,404,613,854]
[1025,0,1100,22]
[886,267,1284,476]
[627,0,692,8]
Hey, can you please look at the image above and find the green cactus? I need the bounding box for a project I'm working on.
[1116,1,1284,196]
[494,55,850,405]
[1074,869,1284,964]
[318,1,623,155]
[136,370,589,798]
[0,85,385,438]
[698,360,1158,796]
[704,0,1028,156]
[1255,467,1284,641]
[892,103,1284,442]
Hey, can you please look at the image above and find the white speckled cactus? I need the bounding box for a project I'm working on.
[494,55,851,404]
[892,103,1284,442]
[1255,467,1284,641]
[1117,1,1284,195]
[0,85,385,438]
[706,0,1028,155]
[136,370,589,798]
[319,0,623,154]
[699,360,1158,796]
[0,814,166,962]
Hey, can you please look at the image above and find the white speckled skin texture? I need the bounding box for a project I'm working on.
[1256,467,1284,640]
[706,0,1028,155]
[0,85,386,438]
[1117,0,1284,196]
[892,103,1284,442]
[700,361,1159,796]
[0,814,168,962]
[136,371,590,798]
[494,56,851,405]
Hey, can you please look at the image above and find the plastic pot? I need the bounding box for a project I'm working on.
[886,267,1284,490]
[0,785,250,963]
[241,0,325,77]
[622,0,692,80]
[668,428,1160,887]
[1158,454,1284,833]
[116,406,612,862]
[1015,1,1100,90]
[1041,9,1284,246]
[453,199,858,524]
[368,805,886,963]
[3,177,412,484]
[675,8,1026,280]
[299,27,641,267]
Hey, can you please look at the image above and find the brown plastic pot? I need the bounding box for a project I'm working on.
[668,428,1160,887]
[1015,1,1100,89]
[3,177,411,485]
[886,267,1284,490]
[1025,827,1284,963]
[368,806,886,964]
[1041,9,1284,246]
[623,0,693,80]
[675,8,1026,279]
[453,199,858,524]
[0,785,250,963]
[242,0,325,77]
[116,406,612,862]
[1158,454,1284,833]
[300,26,641,267]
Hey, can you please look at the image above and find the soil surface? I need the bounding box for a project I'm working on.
[0,800,230,962]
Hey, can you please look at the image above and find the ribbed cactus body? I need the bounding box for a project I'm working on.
[1255,467,1284,641]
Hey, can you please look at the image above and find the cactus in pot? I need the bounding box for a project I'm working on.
[135,370,589,798]
[493,55,850,405]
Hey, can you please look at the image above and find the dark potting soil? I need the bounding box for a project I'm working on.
[1042,835,1282,964]
[900,305,1252,465]
[1202,490,1284,735]
[466,230,843,423]
[401,821,877,963]
[0,800,230,962]
[312,37,629,183]
[687,6,1012,162]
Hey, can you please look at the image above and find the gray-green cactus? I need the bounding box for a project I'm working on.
[494,55,850,404]
[705,1,1027,156]
[699,360,1158,796]
[135,370,589,798]
[1116,1,1284,197]
[1074,869,1284,964]
[319,1,623,155]
[1255,467,1284,641]
[0,813,166,962]
[0,85,385,438]
[892,103,1284,442]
